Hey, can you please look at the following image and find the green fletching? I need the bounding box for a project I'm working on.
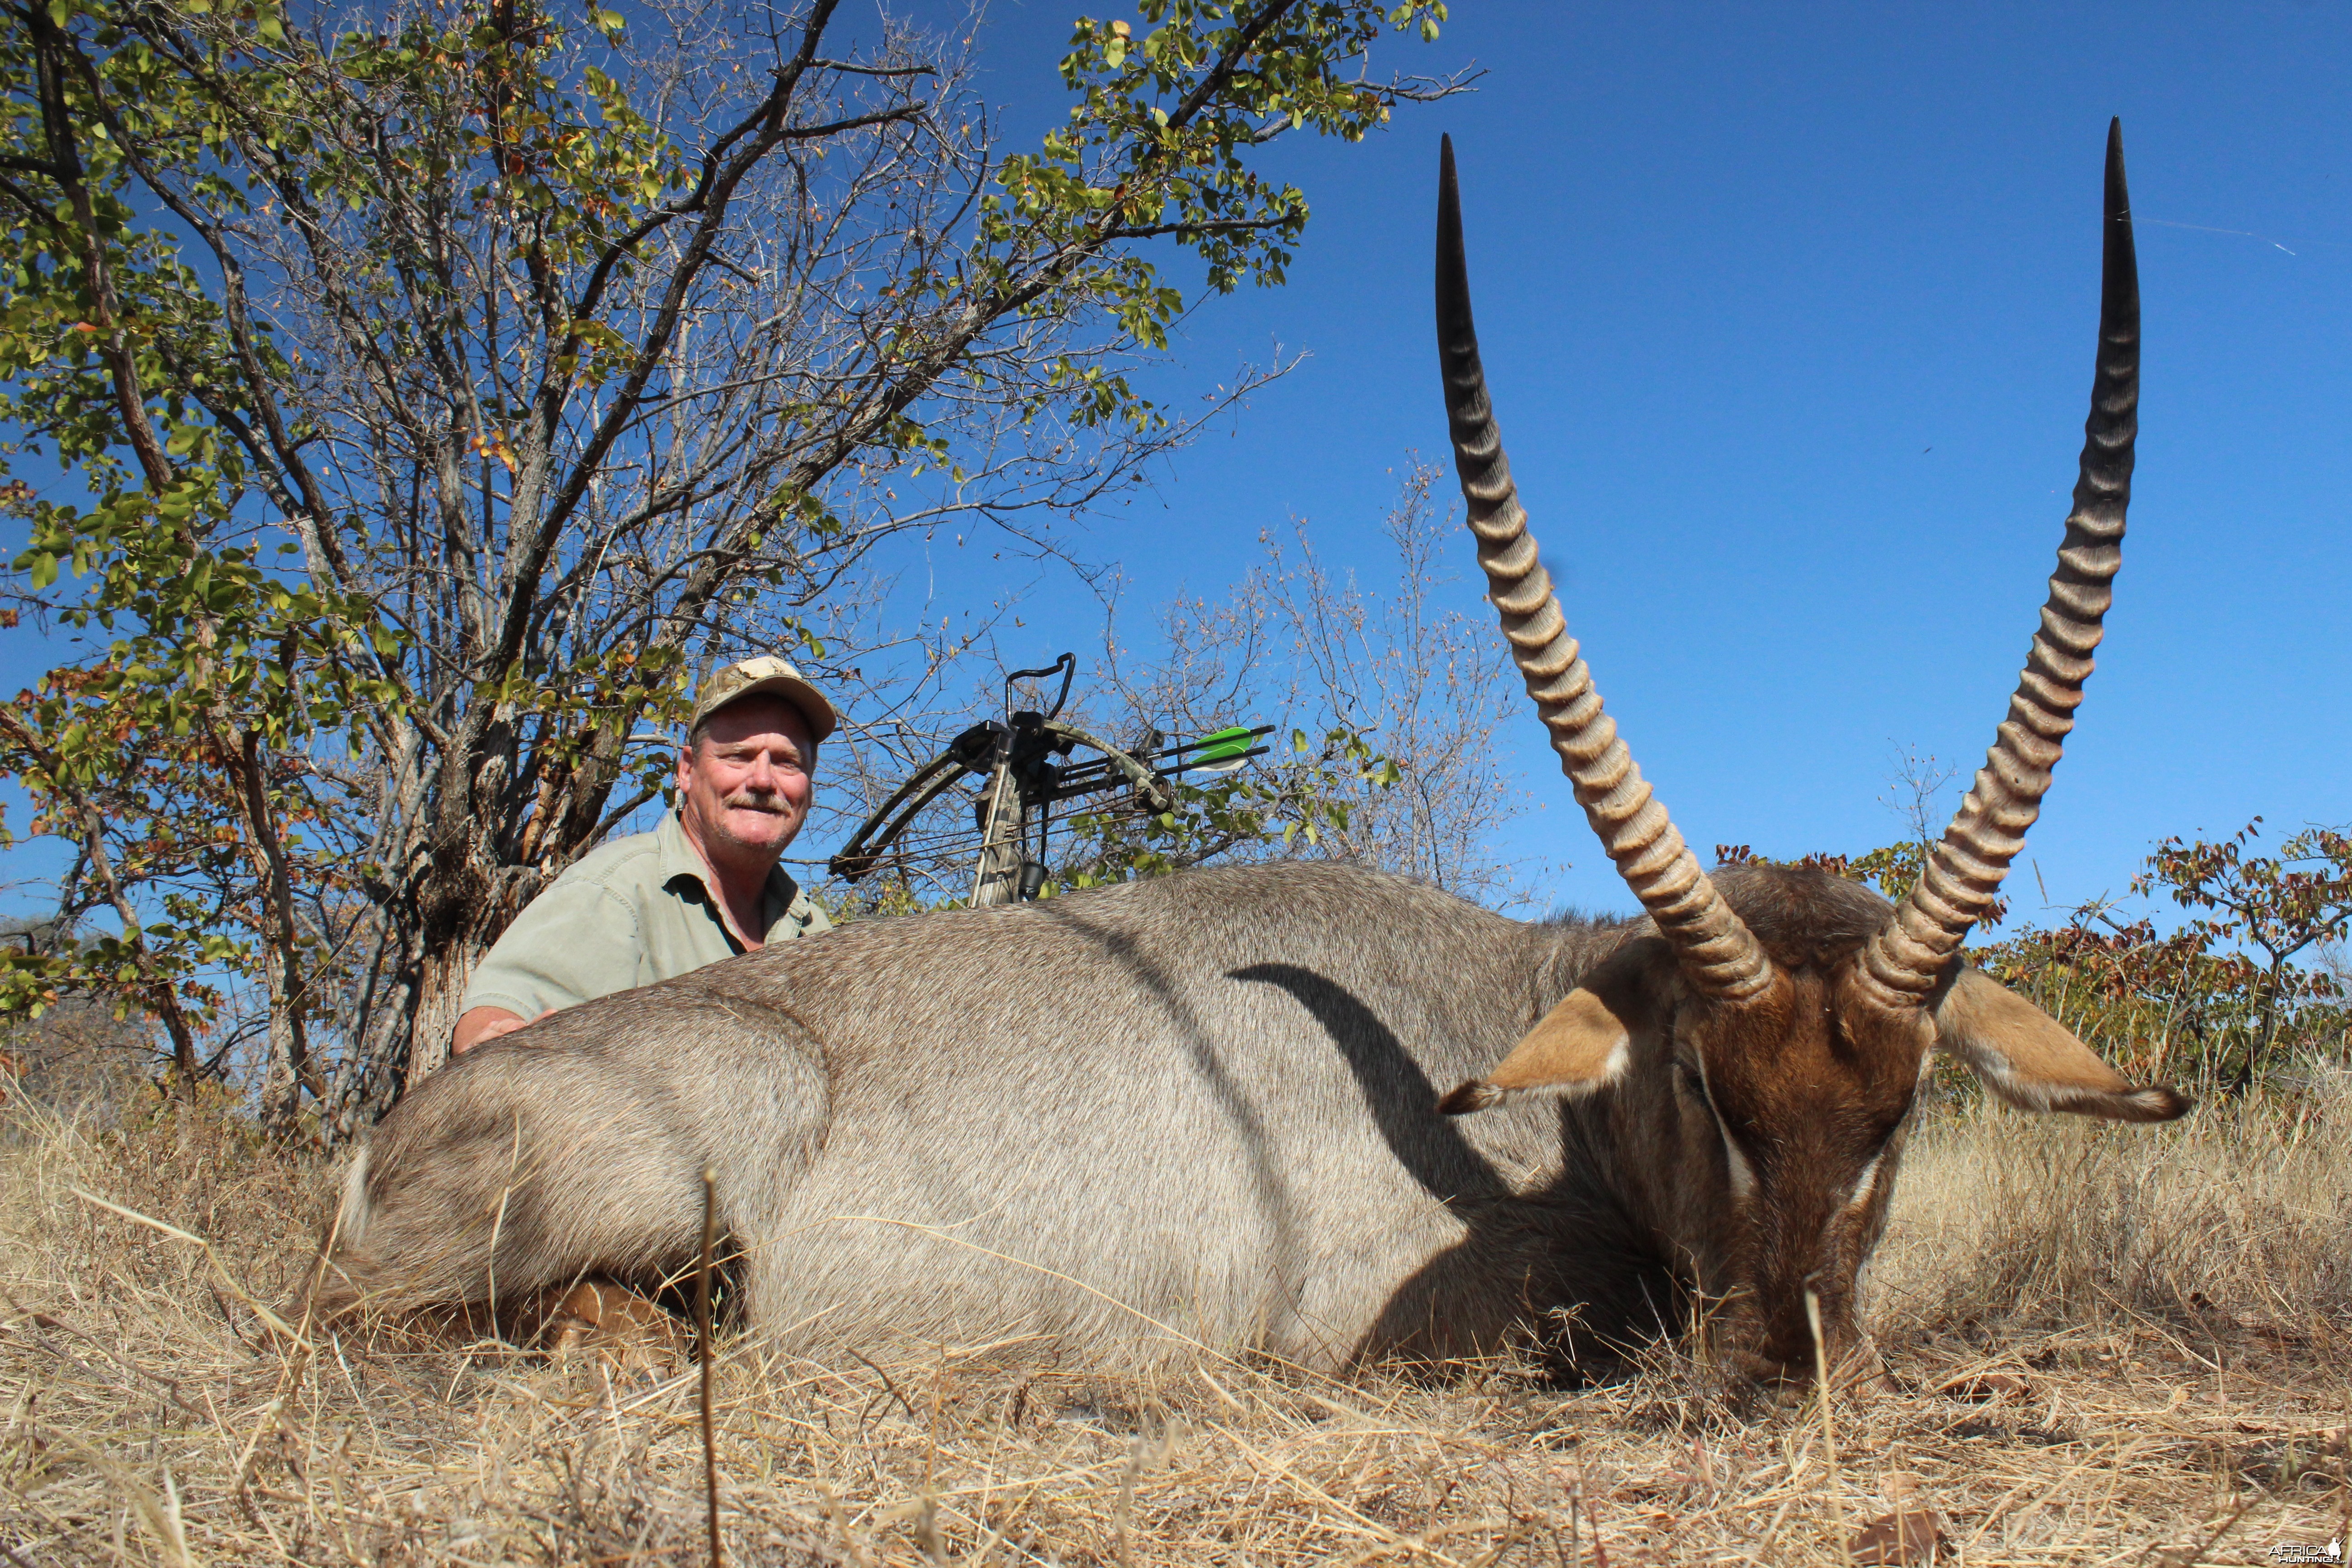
[1191,726,1255,763]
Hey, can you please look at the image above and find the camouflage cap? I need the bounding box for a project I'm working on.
[690,655,838,743]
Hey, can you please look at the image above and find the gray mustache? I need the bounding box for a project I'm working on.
[722,791,788,810]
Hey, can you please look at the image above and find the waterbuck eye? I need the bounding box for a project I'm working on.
[1676,1061,1712,1111]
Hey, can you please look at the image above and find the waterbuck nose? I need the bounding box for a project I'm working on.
[1721,1345,1816,1397]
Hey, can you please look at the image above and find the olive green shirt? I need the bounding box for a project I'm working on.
[460,807,831,1021]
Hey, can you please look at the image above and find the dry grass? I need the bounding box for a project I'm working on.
[2,1083,2347,1566]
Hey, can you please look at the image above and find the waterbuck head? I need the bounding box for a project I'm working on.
[1431,124,2188,1388]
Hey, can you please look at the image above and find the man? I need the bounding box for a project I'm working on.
[451,655,837,1054]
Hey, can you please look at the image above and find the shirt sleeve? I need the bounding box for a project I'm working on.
[459,877,644,1020]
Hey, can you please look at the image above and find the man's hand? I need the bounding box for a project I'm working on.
[453,1006,557,1054]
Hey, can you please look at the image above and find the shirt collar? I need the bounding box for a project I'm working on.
[657,806,801,923]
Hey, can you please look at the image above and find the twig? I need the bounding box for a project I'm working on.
[697,1165,722,1568]
[846,1343,920,1422]
[1582,1486,1609,1568]
[1566,1463,1582,1568]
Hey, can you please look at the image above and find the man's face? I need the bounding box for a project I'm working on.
[676,697,817,863]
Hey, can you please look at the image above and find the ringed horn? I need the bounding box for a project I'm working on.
[1435,134,1770,1003]
[1860,118,2140,1009]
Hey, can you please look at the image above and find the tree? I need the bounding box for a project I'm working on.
[1078,457,1531,903]
[810,459,1534,916]
[1716,745,2008,926]
[2134,818,2352,1092]
[0,0,1460,1119]
[1936,821,2351,1096]
[1975,910,2263,1089]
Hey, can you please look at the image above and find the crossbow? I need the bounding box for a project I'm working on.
[828,653,1271,905]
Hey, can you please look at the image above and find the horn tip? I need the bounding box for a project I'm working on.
[2103,119,2131,217]
[1436,135,1472,340]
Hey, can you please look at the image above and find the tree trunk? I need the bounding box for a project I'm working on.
[256,936,305,1119]
[2228,956,2291,1098]
[240,735,316,1128]
[403,936,490,1083]
[387,710,611,1091]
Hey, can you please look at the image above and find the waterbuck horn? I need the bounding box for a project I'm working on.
[1436,136,1769,1003]
[1860,119,2141,1009]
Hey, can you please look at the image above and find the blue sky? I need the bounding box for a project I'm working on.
[4,2,2345,935]
[942,0,2352,926]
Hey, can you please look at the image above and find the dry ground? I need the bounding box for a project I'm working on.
[1,1078,2346,1566]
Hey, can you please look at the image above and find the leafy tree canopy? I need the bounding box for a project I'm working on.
[0,0,1457,1124]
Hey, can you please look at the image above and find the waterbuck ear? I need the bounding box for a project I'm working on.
[1934,968,2190,1122]
[1440,982,1645,1116]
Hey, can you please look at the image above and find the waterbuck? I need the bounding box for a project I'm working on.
[305,124,2184,1386]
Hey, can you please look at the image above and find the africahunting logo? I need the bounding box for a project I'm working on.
[2269,1541,2343,1565]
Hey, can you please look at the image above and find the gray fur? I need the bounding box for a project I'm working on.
[314,861,1688,1369]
